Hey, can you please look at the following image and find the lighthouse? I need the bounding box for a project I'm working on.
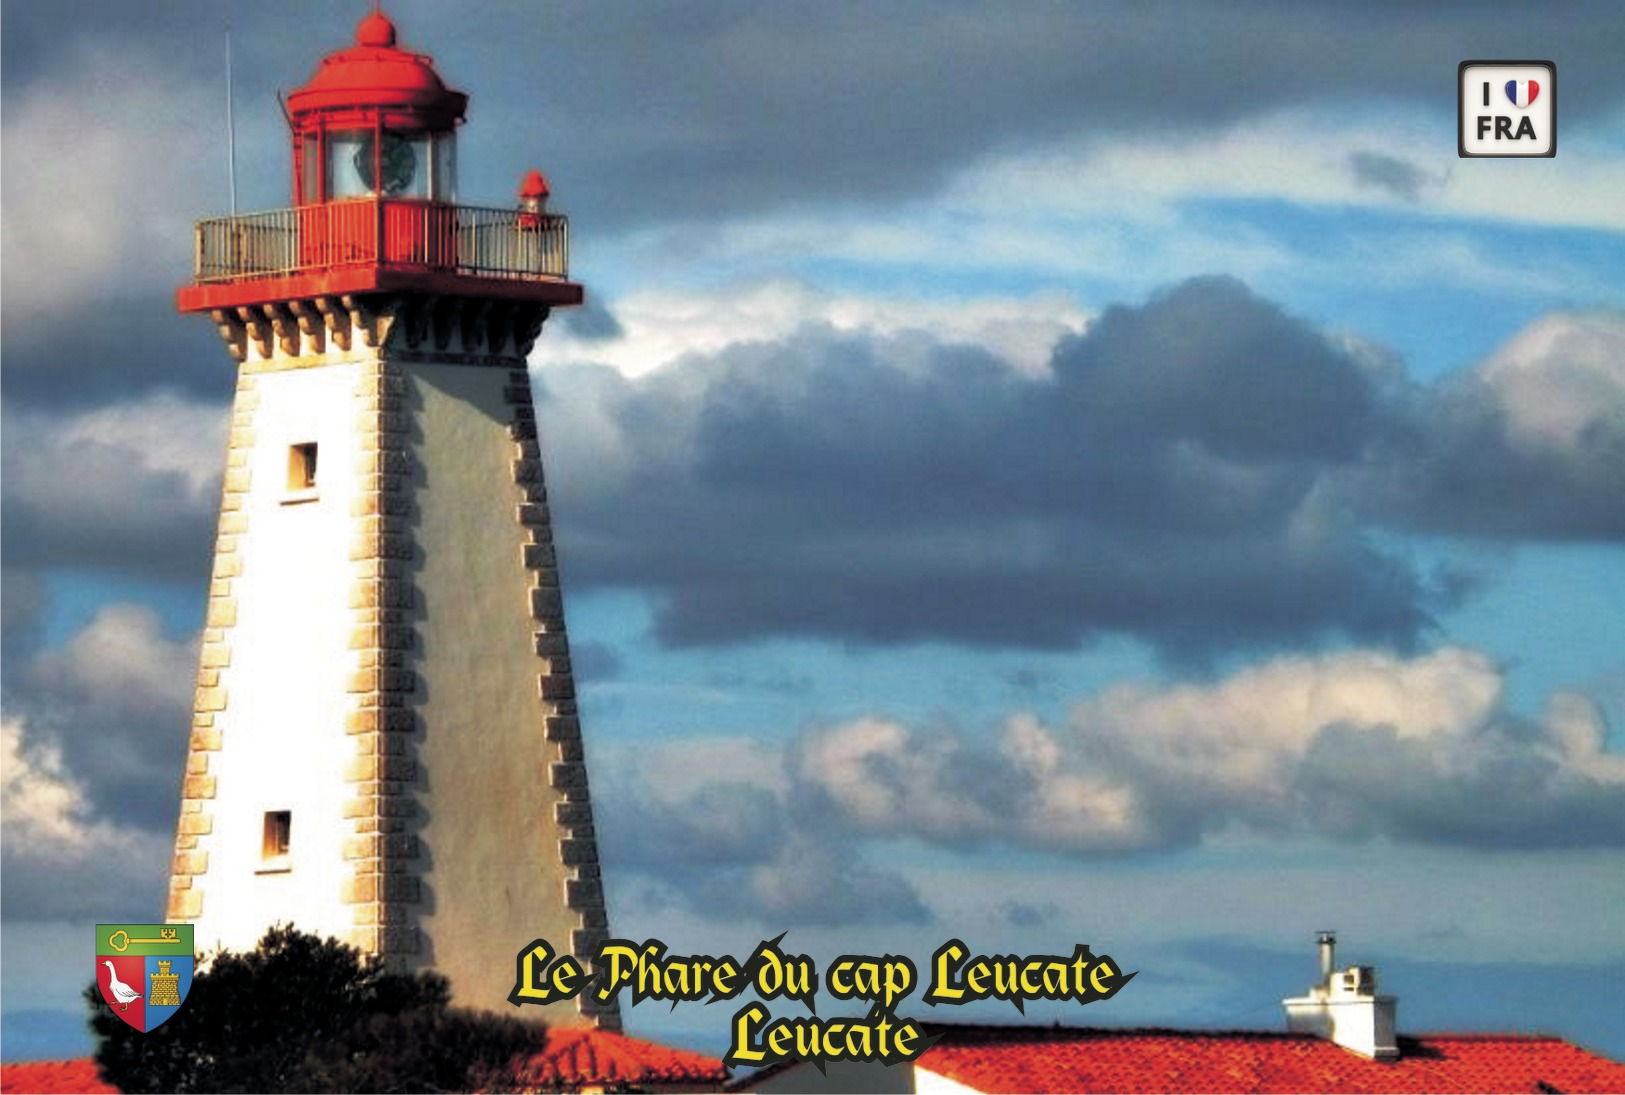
[168,10,615,1028]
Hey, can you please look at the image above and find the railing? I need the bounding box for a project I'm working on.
[193,200,570,284]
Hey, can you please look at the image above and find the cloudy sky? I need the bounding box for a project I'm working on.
[4,0,1624,1063]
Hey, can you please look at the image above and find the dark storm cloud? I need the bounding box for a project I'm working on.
[0,836,169,923]
[0,300,231,408]
[529,283,1624,657]
[0,569,48,665]
[541,277,1438,658]
[1347,151,1435,204]
[570,640,626,683]
[3,830,172,927]
[0,400,223,583]
[555,299,626,343]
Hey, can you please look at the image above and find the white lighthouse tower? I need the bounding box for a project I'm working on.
[167,9,614,1028]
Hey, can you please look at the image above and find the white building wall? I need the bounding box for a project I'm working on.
[171,300,608,1028]
[405,361,581,1014]
[192,361,365,955]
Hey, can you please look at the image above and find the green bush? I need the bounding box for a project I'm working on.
[87,925,544,1093]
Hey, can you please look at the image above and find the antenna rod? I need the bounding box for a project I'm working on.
[226,26,238,215]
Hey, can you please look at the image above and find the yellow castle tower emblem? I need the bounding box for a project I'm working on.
[148,961,182,1008]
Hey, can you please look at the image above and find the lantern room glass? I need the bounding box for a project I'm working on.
[324,129,455,201]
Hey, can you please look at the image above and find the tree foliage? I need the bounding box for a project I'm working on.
[87,925,544,1093]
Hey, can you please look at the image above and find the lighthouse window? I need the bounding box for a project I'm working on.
[287,442,318,495]
[301,134,320,205]
[260,810,292,869]
[327,129,448,200]
[329,132,372,198]
[432,133,456,200]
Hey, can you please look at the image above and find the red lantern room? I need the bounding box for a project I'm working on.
[177,8,580,316]
[286,9,466,206]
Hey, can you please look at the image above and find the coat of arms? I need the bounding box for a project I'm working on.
[95,924,195,1033]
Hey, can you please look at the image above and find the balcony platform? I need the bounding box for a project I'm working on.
[178,265,582,314]
[177,198,582,314]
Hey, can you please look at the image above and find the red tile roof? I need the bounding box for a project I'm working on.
[1,1031,727,1095]
[507,1026,729,1091]
[917,1025,1625,1094]
[0,1059,118,1094]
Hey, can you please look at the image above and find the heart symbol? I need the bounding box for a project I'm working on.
[1504,80,1540,108]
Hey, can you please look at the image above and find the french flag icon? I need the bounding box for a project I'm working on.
[1505,79,1540,108]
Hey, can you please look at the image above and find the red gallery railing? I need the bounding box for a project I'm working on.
[192,199,570,284]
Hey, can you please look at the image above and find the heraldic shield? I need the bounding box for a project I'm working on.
[96,924,195,1033]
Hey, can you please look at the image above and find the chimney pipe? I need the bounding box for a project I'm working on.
[1317,930,1336,981]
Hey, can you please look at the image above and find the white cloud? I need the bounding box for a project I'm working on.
[534,279,1089,377]
[1068,646,1505,796]
[1357,308,1625,538]
[8,390,225,508]
[1,716,142,860]
[789,646,1624,853]
[26,603,199,717]
[955,109,1625,232]
[1476,312,1625,451]
[1,714,172,922]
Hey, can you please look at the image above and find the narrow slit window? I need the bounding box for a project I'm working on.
[288,443,318,491]
[262,810,292,862]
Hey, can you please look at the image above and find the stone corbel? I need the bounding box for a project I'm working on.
[263,303,300,358]
[487,302,516,357]
[512,304,550,360]
[237,306,274,361]
[317,296,352,352]
[211,308,248,362]
[289,300,326,356]
[343,294,396,349]
[399,295,435,350]
[459,299,491,354]
[431,296,462,352]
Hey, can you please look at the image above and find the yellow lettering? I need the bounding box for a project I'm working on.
[927,940,967,1004]
[729,1003,768,1066]
[553,959,580,997]
[756,948,783,996]
[966,957,990,996]
[830,958,855,997]
[894,1020,919,1058]
[713,960,739,999]
[636,943,665,997]
[514,942,554,1002]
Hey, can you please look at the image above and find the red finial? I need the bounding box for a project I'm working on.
[520,170,551,201]
[356,8,397,48]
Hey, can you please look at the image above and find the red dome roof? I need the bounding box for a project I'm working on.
[355,9,397,47]
[286,10,466,131]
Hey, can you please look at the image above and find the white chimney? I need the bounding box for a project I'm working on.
[1282,932,1399,1060]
